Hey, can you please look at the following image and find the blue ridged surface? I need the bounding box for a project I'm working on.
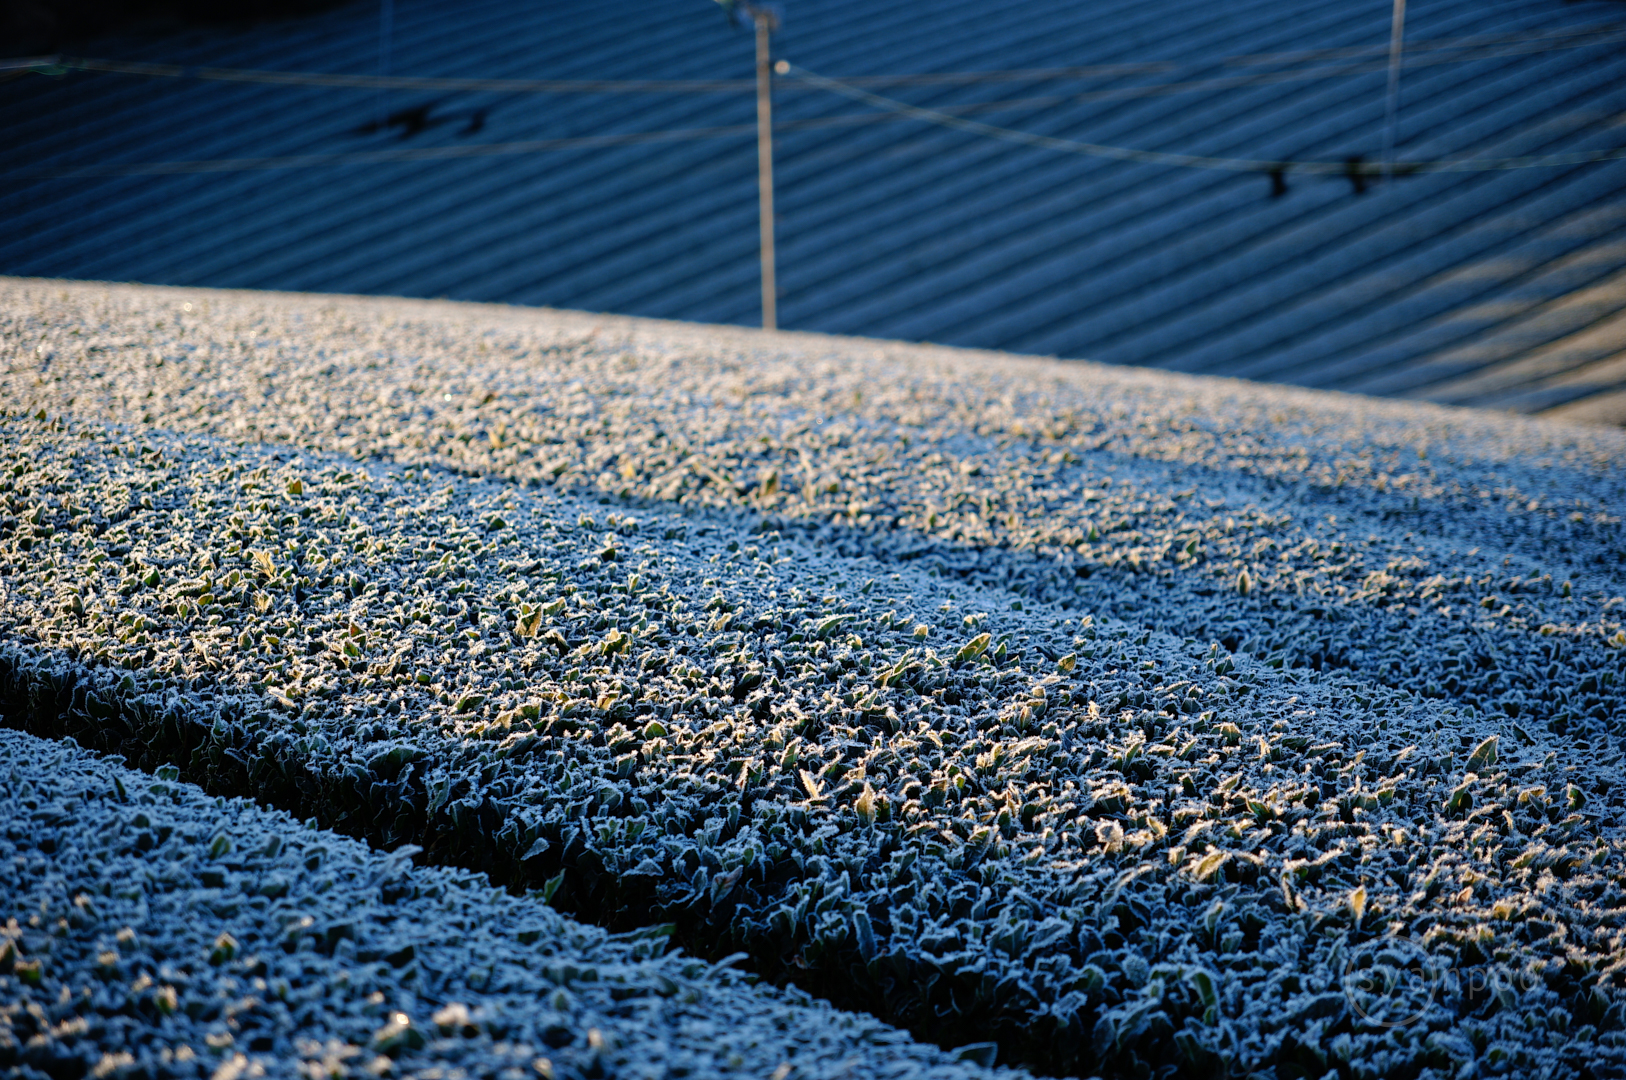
[4,0,1625,421]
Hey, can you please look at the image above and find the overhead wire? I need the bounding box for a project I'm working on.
[782,36,1626,112]
[7,19,1626,95]
[15,56,759,94]
[782,63,1626,177]
[7,20,1626,180]
[8,111,968,178]
[12,125,761,178]
[1220,20,1625,68]
[825,21,1626,87]
[28,31,1626,108]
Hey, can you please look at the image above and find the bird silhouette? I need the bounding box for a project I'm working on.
[348,102,494,139]
[388,103,436,138]
[350,103,440,138]
[1345,155,1368,195]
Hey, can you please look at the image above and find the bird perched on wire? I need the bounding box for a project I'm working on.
[1344,155,1369,196]
[349,102,438,138]
[349,102,494,140]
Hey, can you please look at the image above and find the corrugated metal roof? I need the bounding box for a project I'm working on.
[4,0,1626,422]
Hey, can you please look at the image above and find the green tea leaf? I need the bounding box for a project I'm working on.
[955,632,992,663]
[1465,735,1498,774]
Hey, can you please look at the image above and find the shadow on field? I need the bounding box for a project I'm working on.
[0,641,1063,1074]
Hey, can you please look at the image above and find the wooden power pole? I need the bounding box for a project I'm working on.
[1382,0,1407,185]
[752,7,779,331]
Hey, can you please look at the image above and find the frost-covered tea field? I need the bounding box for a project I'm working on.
[2,278,1625,1080]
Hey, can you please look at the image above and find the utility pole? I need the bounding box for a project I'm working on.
[751,6,779,331]
[1381,0,1407,186]
[377,0,394,129]
[710,0,780,329]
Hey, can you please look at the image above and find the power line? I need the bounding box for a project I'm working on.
[13,78,1626,181]
[12,28,1626,182]
[0,104,1109,179]
[1222,20,1625,69]
[27,57,758,94]
[785,63,1626,177]
[18,30,1622,118]
[782,36,1626,112]
[12,124,761,177]
[9,19,1625,97]
[832,20,1626,86]
[0,106,988,178]
[8,110,973,178]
